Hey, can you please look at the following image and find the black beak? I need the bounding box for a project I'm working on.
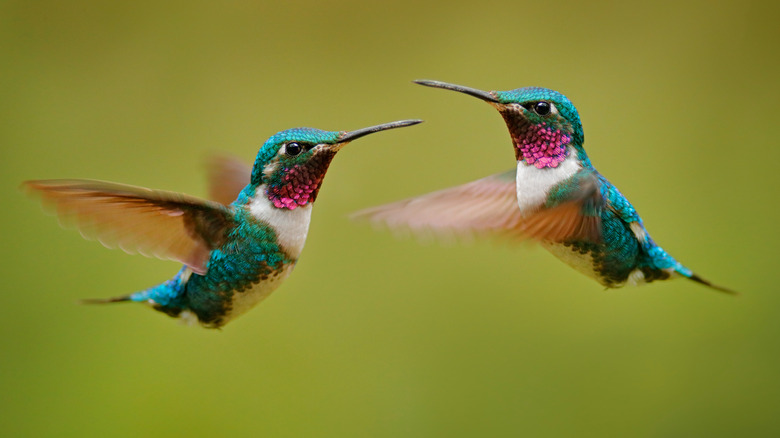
[414,79,499,103]
[338,119,423,144]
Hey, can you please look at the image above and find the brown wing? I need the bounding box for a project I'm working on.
[206,154,252,205]
[354,168,602,244]
[24,179,236,274]
[352,170,522,237]
[517,170,603,243]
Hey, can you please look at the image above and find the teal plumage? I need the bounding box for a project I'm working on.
[355,80,733,293]
[25,120,422,327]
[133,207,292,326]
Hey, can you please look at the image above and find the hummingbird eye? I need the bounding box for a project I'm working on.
[533,101,551,116]
[285,142,302,156]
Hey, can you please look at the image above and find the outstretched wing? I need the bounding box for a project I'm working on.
[206,154,252,206]
[353,170,522,237]
[24,179,236,274]
[353,168,603,243]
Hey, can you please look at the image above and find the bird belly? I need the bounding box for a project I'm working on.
[219,263,295,325]
[541,239,648,289]
[540,241,605,285]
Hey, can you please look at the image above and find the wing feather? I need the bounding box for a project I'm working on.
[24,179,235,273]
[353,170,521,236]
[354,168,604,244]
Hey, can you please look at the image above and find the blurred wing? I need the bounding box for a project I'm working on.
[354,168,603,244]
[206,154,252,205]
[352,170,522,237]
[24,179,236,274]
[518,170,603,243]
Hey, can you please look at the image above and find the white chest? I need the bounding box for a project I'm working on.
[248,185,313,259]
[515,148,581,215]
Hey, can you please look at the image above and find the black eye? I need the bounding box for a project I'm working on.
[285,142,302,156]
[533,101,551,116]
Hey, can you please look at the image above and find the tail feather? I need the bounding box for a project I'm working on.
[79,295,133,304]
[687,273,738,295]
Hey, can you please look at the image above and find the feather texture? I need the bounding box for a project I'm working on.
[23,179,235,274]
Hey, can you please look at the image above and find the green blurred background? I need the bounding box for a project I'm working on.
[2,0,779,436]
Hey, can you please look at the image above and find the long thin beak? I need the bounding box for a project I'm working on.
[414,79,499,103]
[338,119,423,143]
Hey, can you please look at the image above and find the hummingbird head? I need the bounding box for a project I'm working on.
[415,80,587,169]
[249,120,422,210]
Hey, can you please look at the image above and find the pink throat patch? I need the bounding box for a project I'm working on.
[267,168,324,210]
[514,122,570,169]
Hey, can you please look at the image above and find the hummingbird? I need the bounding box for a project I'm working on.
[355,80,734,293]
[24,119,422,328]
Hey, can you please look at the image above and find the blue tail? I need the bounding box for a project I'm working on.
[644,243,736,295]
[80,267,192,309]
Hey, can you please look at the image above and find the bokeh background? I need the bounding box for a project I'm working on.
[2,0,779,436]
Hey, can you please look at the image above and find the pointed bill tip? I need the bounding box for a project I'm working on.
[413,79,499,103]
[413,79,443,87]
[385,119,424,129]
[338,119,423,143]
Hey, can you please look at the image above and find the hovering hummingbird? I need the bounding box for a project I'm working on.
[25,119,422,328]
[355,80,734,293]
